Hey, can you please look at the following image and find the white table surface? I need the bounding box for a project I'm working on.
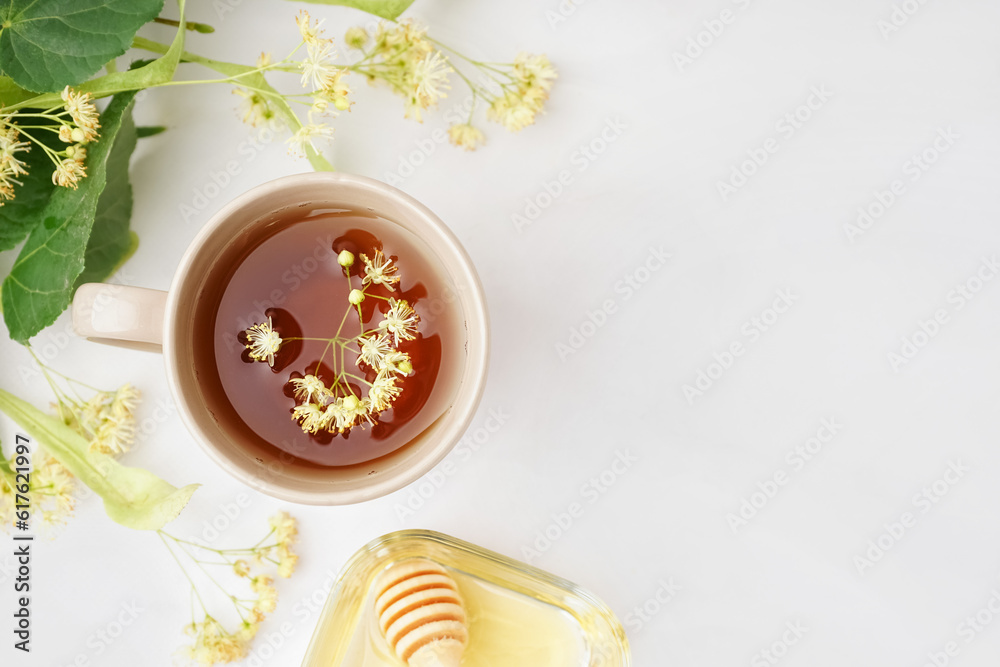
[3,0,1000,665]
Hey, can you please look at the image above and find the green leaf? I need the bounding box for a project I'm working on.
[136,125,167,138]
[75,94,138,287]
[288,0,415,21]
[0,74,33,105]
[153,16,213,34]
[2,91,136,343]
[0,130,61,252]
[0,389,199,530]
[0,0,186,110]
[0,0,166,93]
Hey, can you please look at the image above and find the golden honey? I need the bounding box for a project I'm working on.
[302,531,629,666]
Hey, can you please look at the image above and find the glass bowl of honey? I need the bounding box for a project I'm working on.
[301,530,630,666]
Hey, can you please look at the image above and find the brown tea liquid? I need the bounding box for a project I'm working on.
[198,210,460,467]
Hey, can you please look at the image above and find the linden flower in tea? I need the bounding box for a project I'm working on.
[361,249,400,290]
[240,249,420,436]
[244,316,283,367]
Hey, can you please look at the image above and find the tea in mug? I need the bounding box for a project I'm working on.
[192,209,463,467]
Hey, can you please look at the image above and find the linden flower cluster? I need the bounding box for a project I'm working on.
[55,383,140,456]
[242,249,420,436]
[484,53,558,134]
[347,21,452,123]
[287,11,352,155]
[0,86,100,202]
[163,511,299,666]
[231,53,280,129]
[224,12,555,158]
[0,355,139,531]
[344,22,557,150]
[231,11,352,155]
[0,453,75,530]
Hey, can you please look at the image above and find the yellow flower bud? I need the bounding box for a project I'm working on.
[338,250,354,267]
[348,289,365,305]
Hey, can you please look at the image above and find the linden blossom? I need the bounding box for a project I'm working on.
[0,85,100,201]
[240,248,420,436]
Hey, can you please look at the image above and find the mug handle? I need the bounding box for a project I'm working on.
[72,283,168,352]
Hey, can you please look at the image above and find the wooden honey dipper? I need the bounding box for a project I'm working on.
[373,559,468,667]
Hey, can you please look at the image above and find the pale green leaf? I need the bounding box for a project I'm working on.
[0,389,199,530]
[0,446,14,489]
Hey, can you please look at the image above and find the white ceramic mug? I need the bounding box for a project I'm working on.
[72,173,489,505]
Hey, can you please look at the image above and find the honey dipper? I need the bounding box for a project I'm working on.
[373,559,468,667]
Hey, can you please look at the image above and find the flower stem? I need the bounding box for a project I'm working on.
[16,131,65,169]
[132,36,334,171]
[158,532,208,614]
[313,340,333,376]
